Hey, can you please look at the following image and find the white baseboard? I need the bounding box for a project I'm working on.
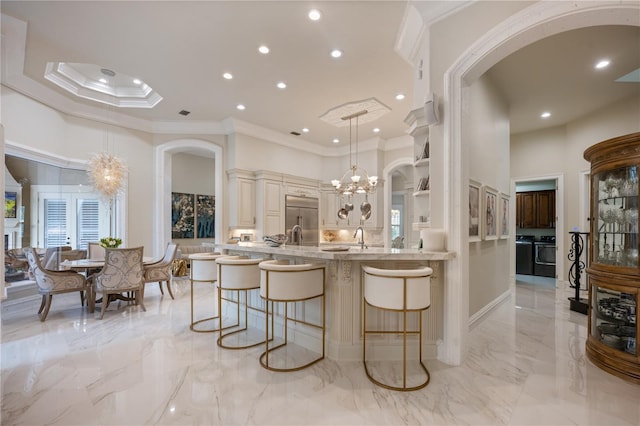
[468,287,512,329]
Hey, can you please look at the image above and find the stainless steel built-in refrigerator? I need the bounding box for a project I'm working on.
[285,195,319,246]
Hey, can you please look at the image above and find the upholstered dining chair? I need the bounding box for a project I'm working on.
[87,242,106,260]
[89,246,146,320]
[42,246,71,271]
[23,247,89,322]
[142,243,179,299]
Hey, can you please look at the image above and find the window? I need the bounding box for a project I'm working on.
[391,208,401,240]
[35,186,110,249]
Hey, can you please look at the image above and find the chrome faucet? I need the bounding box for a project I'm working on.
[353,226,367,249]
[291,224,302,246]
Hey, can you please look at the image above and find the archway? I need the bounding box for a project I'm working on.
[382,157,413,248]
[154,140,224,256]
[440,1,640,365]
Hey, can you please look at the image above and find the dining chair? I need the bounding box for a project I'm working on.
[87,242,106,260]
[43,246,80,270]
[23,247,89,321]
[142,243,179,299]
[89,246,146,319]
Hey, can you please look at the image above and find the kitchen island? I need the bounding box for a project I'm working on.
[213,242,455,361]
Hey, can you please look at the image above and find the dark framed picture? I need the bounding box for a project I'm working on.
[469,180,481,242]
[5,192,17,218]
[482,186,499,241]
[171,192,194,239]
[196,195,215,238]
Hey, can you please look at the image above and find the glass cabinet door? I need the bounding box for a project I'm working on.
[591,285,637,356]
[592,165,639,268]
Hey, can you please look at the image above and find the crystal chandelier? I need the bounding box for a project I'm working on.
[87,152,127,200]
[331,110,378,208]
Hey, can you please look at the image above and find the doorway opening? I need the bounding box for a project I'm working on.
[513,175,563,288]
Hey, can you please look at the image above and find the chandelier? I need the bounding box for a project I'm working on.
[87,152,127,200]
[331,110,378,218]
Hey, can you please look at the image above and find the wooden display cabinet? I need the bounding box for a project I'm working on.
[584,132,639,384]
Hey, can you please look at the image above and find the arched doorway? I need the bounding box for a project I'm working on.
[154,140,224,256]
[441,1,640,365]
[382,157,414,248]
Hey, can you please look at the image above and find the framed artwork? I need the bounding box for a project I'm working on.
[171,192,194,239]
[482,186,499,240]
[196,194,215,238]
[240,233,252,242]
[499,193,510,239]
[5,192,17,218]
[468,180,481,242]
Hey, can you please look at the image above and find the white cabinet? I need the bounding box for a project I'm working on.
[321,189,343,228]
[227,169,256,229]
[237,179,256,227]
[256,171,284,239]
[284,174,320,199]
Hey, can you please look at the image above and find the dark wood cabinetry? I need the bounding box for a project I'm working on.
[584,132,639,384]
[516,190,555,229]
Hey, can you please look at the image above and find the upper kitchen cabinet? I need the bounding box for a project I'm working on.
[227,169,256,229]
[255,171,284,239]
[516,190,555,229]
[584,132,639,384]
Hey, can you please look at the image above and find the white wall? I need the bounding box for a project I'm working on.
[465,73,511,317]
[172,153,215,195]
[511,95,640,278]
[426,0,530,230]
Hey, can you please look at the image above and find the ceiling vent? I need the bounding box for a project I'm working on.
[179,110,191,116]
[290,131,301,136]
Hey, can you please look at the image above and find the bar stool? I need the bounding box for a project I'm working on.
[258,260,325,372]
[361,265,433,391]
[215,256,265,349]
[189,253,225,333]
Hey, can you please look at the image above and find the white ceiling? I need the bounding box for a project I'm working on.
[1,1,639,148]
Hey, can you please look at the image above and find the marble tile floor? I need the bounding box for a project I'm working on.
[1,278,639,426]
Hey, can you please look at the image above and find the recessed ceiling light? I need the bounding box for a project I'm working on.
[223,72,233,80]
[308,9,321,21]
[258,45,270,54]
[98,78,107,84]
[277,81,287,89]
[373,128,380,133]
[395,94,405,101]
[302,128,310,133]
[541,111,551,118]
[332,138,340,144]
[330,49,343,59]
[236,104,246,111]
[132,78,141,85]
[595,59,610,69]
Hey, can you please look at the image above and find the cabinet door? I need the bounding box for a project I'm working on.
[264,181,282,215]
[237,179,256,227]
[536,190,555,228]
[321,191,338,228]
[520,192,537,228]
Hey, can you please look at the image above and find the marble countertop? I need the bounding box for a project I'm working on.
[215,242,456,261]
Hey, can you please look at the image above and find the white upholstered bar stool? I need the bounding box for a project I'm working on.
[215,256,265,349]
[258,260,325,372]
[189,253,225,333]
[361,265,433,391]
